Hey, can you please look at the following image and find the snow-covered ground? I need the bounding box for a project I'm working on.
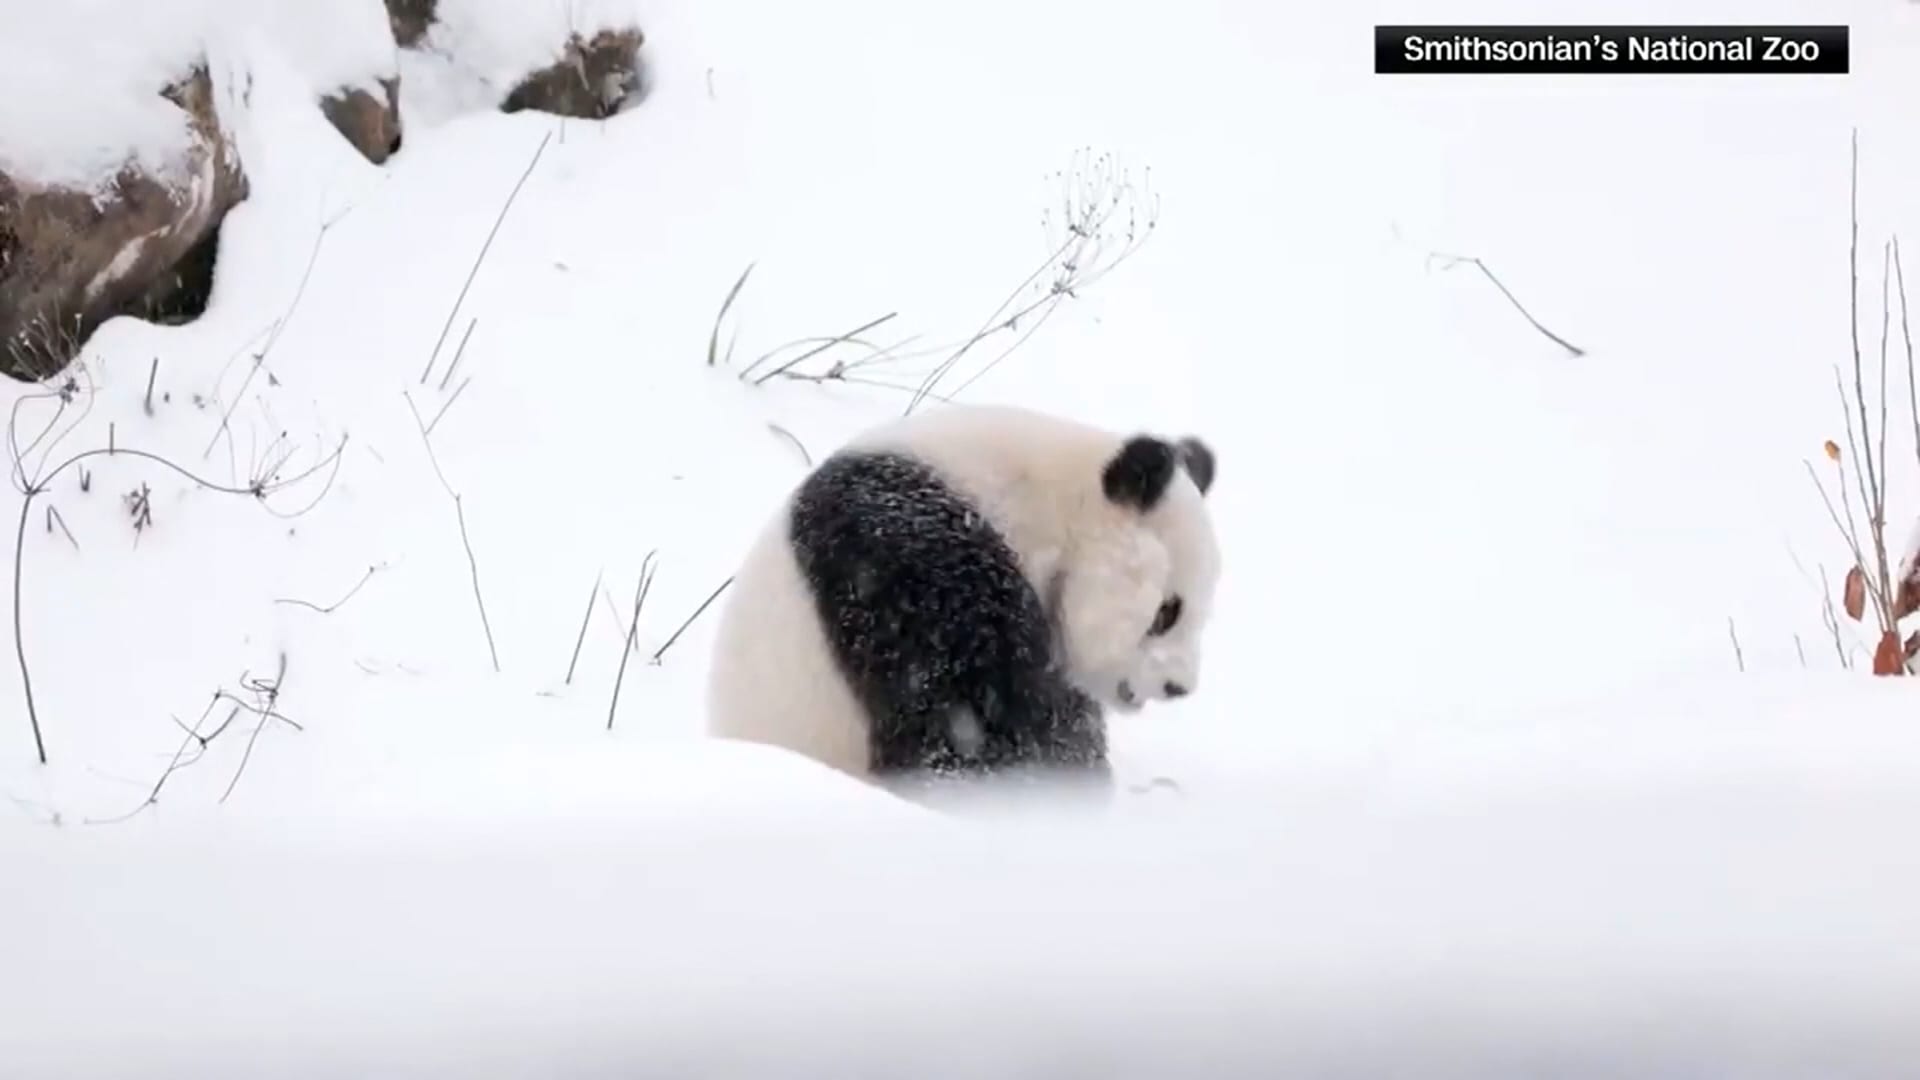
[7,0,1920,1073]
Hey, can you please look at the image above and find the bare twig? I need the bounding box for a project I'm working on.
[423,130,553,385]
[44,505,77,551]
[143,357,158,417]
[650,575,733,665]
[566,569,603,685]
[10,436,339,764]
[1897,235,1919,477]
[13,503,42,764]
[767,423,812,467]
[203,216,335,460]
[745,312,898,385]
[1426,251,1586,358]
[425,377,472,437]
[438,318,478,392]
[273,564,383,615]
[708,262,755,368]
[403,392,501,672]
[83,698,240,825]
[608,553,660,730]
[1727,616,1746,673]
[906,150,1158,413]
[221,653,293,804]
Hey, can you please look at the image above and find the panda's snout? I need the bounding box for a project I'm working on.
[1116,678,1189,709]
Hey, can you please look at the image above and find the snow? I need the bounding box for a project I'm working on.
[6,0,1920,1071]
[0,0,397,192]
[398,0,651,128]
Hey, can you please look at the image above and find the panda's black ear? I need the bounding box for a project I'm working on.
[1177,436,1215,496]
[1102,436,1179,511]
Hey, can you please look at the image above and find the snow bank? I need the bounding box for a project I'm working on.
[248,0,398,96]
[6,719,1920,1077]
[0,0,220,190]
[0,0,397,192]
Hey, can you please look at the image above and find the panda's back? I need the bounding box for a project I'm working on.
[784,446,1103,777]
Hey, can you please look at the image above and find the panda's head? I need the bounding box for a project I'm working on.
[1057,432,1221,715]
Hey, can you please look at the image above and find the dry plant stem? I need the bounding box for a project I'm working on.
[204,217,334,460]
[12,506,42,764]
[1727,617,1746,672]
[1428,251,1586,358]
[766,423,811,466]
[607,554,659,730]
[404,392,502,672]
[651,575,734,664]
[423,130,553,385]
[143,358,158,417]
[1827,130,1903,650]
[439,319,478,393]
[274,564,381,614]
[11,440,340,764]
[45,505,77,551]
[1896,236,1920,476]
[709,263,755,368]
[745,312,898,385]
[221,653,291,804]
[83,698,240,825]
[566,569,602,685]
[425,377,472,437]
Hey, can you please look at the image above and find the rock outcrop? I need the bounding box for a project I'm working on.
[502,28,647,120]
[321,77,404,163]
[385,0,436,48]
[1,64,248,381]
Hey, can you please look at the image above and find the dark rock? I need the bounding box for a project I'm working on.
[0,63,248,381]
[385,0,436,48]
[502,27,646,120]
[321,77,403,163]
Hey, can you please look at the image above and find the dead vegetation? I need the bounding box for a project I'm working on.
[1808,130,1920,675]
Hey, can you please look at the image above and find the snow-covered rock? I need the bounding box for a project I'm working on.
[0,61,246,380]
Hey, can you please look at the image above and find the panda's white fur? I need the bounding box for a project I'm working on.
[705,403,1220,789]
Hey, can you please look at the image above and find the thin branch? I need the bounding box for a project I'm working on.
[423,130,553,385]
[748,312,898,386]
[1895,235,1919,476]
[220,654,292,805]
[766,423,811,467]
[13,501,43,764]
[425,377,473,438]
[143,357,158,417]
[273,564,383,615]
[45,505,77,551]
[565,569,603,685]
[403,392,501,672]
[438,318,478,392]
[650,575,733,664]
[608,553,659,730]
[83,700,239,825]
[203,217,333,460]
[708,262,755,368]
[1427,251,1586,358]
[1727,616,1746,673]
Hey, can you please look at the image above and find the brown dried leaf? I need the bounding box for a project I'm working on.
[1904,630,1920,661]
[1824,439,1843,462]
[1843,565,1868,622]
[1873,630,1906,675]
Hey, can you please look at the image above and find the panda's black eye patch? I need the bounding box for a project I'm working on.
[1148,595,1183,637]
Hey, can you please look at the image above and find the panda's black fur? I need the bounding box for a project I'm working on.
[789,449,1108,785]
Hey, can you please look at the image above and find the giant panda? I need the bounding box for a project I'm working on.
[704,403,1221,800]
